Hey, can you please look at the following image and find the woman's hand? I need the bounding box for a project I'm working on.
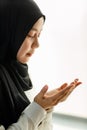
[34,79,82,110]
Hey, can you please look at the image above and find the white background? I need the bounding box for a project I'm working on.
[27,0,87,118]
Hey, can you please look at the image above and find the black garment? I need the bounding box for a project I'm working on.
[0,0,45,128]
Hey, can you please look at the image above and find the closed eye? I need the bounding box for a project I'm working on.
[27,34,35,38]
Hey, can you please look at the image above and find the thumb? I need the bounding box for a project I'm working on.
[39,85,48,98]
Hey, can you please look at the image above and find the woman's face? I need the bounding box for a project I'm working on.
[17,17,44,64]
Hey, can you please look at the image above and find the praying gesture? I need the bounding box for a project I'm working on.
[34,79,82,110]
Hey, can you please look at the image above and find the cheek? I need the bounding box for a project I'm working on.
[22,39,32,52]
[17,39,32,57]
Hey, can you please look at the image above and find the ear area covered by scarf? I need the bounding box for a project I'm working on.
[0,0,45,128]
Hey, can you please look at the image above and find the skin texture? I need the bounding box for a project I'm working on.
[17,17,82,111]
[17,17,44,64]
[34,79,82,110]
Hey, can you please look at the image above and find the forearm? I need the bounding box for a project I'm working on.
[4,102,46,130]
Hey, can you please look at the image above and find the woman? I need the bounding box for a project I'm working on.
[0,0,81,130]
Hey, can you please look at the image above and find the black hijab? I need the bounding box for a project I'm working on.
[0,0,45,128]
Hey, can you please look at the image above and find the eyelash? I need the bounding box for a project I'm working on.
[27,34,40,39]
[27,34,33,37]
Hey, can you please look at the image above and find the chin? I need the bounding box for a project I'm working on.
[18,56,31,64]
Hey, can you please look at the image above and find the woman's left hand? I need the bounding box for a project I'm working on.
[34,79,82,110]
[45,79,82,103]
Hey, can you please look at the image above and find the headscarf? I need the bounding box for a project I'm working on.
[0,0,45,128]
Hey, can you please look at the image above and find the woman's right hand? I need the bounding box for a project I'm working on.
[34,79,82,110]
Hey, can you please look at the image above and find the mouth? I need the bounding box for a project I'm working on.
[26,50,35,57]
[26,52,34,57]
[26,53,32,57]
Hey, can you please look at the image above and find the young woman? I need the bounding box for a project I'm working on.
[0,0,81,130]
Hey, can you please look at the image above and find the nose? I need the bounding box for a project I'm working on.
[35,38,39,48]
[32,35,39,49]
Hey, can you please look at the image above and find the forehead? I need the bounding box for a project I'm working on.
[31,17,44,32]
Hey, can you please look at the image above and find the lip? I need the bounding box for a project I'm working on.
[27,53,32,57]
[26,52,33,57]
[26,50,34,57]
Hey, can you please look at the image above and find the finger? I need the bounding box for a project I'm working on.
[53,87,71,105]
[58,83,68,91]
[72,79,82,86]
[54,79,82,104]
[52,82,76,103]
[54,91,68,104]
[60,88,73,102]
[55,84,76,104]
[60,81,82,102]
[39,85,48,98]
[52,85,70,101]
[75,82,82,87]
[69,81,82,89]
[69,79,79,86]
[74,78,79,82]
